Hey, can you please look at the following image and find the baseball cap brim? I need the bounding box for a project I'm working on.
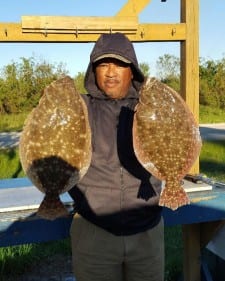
[93,53,131,64]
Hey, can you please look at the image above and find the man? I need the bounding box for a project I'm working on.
[69,32,164,281]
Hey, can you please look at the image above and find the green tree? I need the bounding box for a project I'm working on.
[139,62,150,77]
[0,62,20,113]
[74,72,86,94]
[156,54,180,80]
[199,58,220,108]
[0,56,68,114]
[156,54,180,92]
[213,57,225,109]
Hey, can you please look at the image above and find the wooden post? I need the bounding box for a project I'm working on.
[116,0,151,17]
[180,1,200,280]
[182,224,201,281]
[180,0,200,174]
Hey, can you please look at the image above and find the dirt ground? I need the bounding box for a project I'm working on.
[7,254,75,281]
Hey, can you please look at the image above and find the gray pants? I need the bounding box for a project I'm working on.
[70,215,164,281]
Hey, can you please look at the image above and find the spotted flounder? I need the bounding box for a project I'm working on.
[19,76,91,220]
[133,77,202,210]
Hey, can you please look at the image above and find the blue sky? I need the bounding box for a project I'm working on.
[0,0,224,77]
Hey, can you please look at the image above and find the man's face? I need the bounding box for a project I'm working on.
[94,58,133,99]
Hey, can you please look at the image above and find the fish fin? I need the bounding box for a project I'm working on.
[37,194,69,220]
[159,185,190,211]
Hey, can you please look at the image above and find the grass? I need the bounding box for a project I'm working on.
[0,112,29,132]
[165,226,183,281]
[0,239,71,280]
[199,105,225,124]
[0,148,25,179]
[200,140,225,182]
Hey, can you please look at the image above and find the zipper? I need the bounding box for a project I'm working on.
[120,166,125,210]
[120,166,125,235]
[120,166,125,190]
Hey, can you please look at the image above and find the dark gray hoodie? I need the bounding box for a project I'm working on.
[69,33,162,235]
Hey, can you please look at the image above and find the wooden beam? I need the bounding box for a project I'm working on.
[0,22,186,42]
[21,16,138,34]
[116,0,151,17]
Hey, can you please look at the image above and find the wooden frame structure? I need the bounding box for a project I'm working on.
[0,1,202,280]
[0,0,199,131]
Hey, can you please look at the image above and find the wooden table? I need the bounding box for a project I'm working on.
[1,177,225,281]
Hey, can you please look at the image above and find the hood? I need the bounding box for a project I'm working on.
[84,32,145,99]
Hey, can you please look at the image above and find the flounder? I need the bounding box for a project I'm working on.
[133,77,202,210]
[19,76,91,220]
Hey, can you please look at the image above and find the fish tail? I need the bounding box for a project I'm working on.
[159,184,190,211]
[37,194,69,220]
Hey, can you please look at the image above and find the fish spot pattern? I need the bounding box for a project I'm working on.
[133,78,202,210]
[19,76,92,219]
